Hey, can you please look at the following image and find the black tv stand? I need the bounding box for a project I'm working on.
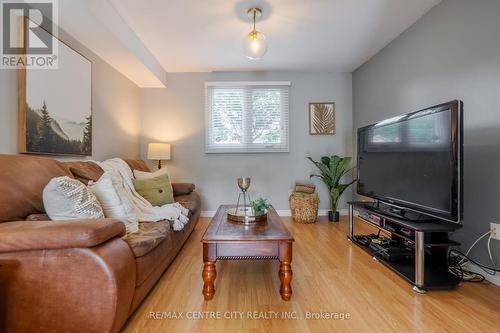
[348,201,462,293]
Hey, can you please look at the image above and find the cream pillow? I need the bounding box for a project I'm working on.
[43,176,104,221]
[133,167,169,180]
[89,172,139,234]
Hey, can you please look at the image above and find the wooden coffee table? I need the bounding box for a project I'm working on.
[201,205,294,301]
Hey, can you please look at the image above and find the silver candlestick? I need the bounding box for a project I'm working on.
[235,177,252,219]
[227,177,267,224]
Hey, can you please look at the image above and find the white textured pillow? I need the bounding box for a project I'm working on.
[43,176,105,221]
[133,167,169,180]
[89,172,139,233]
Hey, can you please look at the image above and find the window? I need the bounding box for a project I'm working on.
[205,81,290,153]
[372,123,401,143]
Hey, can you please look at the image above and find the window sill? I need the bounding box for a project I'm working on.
[205,148,289,154]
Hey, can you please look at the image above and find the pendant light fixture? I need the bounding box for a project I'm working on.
[243,7,267,59]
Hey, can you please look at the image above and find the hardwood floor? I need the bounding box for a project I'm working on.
[122,216,500,333]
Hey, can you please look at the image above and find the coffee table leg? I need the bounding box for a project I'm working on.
[202,261,216,300]
[202,243,216,300]
[279,242,293,301]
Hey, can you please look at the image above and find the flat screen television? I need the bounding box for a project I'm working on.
[357,100,463,223]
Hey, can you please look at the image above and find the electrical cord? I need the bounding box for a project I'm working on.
[448,252,486,283]
[456,229,498,276]
[458,231,491,266]
[487,236,496,267]
[450,249,500,274]
[449,263,485,282]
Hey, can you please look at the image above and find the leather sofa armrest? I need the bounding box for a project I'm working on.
[0,218,126,253]
[172,182,195,195]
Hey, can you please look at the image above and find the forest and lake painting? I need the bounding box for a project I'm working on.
[20,29,92,156]
[25,101,92,155]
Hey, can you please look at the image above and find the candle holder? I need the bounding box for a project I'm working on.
[227,177,267,223]
[236,177,251,215]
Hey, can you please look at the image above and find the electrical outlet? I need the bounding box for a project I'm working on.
[491,223,500,241]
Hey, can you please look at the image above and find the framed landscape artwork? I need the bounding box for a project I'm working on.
[18,20,92,156]
[309,102,335,135]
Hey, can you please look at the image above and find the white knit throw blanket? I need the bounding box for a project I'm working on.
[97,158,189,232]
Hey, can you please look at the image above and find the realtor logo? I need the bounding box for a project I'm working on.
[1,0,58,69]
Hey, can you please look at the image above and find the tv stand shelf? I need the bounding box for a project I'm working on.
[348,201,462,292]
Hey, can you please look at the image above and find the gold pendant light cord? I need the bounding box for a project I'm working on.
[253,10,256,31]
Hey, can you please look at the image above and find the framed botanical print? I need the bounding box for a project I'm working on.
[309,102,335,135]
[18,18,92,156]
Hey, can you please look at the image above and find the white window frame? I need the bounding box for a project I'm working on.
[205,81,291,153]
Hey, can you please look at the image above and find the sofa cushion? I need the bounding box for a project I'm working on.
[124,159,150,173]
[43,176,105,220]
[131,215,198,306]
[133,167,168,180]
[133,231,174,286]
[25,213,50,221]
[65,161,104,185]
[172,183,195,196]
[174,192,201,214]
[132,216,196,287]
[0,155,73,222]
[122,221,170,258]
[132,175,174,206]
[0,218,125,253]
[89,173,139,234]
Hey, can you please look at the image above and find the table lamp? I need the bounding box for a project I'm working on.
[147,143,171,169]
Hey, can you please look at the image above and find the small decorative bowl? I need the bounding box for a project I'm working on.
[227,206,267,224]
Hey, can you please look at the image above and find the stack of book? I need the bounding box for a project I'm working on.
[294,182,316,194]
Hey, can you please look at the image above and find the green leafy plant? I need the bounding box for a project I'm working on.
[307,155,356,214]
[251,197,271,215]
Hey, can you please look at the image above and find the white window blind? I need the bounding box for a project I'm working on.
[205,81,290,153]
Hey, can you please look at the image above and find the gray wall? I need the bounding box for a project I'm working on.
[0,27,141,161]
[141,71,353,212]
[353,0,500,265]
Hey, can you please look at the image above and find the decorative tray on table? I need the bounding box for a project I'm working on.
[227,206,267,224]
[227,177,269,224]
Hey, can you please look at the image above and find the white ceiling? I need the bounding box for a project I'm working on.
[58,0,167,87]
[109,0,441,73]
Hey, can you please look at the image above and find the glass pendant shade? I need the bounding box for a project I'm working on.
[244,30,267,59]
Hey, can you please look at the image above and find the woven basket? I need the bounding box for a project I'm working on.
[289,192,320,224]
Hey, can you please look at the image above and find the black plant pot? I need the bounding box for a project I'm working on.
[328,211,340,222]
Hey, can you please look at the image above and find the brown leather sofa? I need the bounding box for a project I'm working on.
[0,154,201,333]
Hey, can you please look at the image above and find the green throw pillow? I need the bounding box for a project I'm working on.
[132,175,174,206]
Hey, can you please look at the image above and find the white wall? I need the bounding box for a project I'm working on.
[141,71,353,212]
[0,27,141,161]
[353,0,500,269]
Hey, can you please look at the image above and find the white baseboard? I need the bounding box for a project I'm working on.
[200,208,348,218]
[464,263,500,287]
[275,209,349,217]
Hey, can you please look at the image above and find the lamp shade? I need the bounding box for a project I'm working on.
[147,143,171,160]
[244,30,267,59]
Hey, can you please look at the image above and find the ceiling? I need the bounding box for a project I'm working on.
[57,0,167,87]
[108,0,441,73]
[54,0,441,86]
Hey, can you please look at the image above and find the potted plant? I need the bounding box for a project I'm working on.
[250,197,271,216]
[307,155,356,222]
